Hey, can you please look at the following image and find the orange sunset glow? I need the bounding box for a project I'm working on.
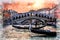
[3,0,57,13]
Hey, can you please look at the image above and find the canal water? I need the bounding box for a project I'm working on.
[0,15,60,40]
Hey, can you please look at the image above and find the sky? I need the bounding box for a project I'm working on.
[0,0,60,4]
[1,0,60,13]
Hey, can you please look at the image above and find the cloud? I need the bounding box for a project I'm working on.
[0,0,60,4]
[0,0,34,3]
[0,0,12,3]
